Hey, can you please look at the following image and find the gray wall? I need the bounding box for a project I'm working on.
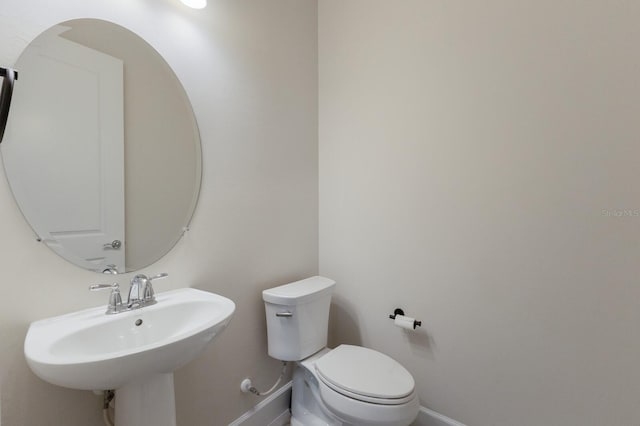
[0,0,318,425]
[319,1,640,426]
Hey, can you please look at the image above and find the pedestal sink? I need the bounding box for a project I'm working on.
[24,288,235,426]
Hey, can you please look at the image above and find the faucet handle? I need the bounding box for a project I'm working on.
[89,283,123,315]
[149,273,168,282]
[89,283,119,291]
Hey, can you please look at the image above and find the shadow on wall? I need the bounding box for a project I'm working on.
[328,296,362,347]
[402,325,435,360]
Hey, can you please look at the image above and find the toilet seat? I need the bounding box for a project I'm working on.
[315,345,415,405]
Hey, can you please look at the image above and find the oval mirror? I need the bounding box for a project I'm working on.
[1,19,202,274]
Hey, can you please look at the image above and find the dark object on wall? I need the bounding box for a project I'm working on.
[389,308,422,329]
[0,67,18,145]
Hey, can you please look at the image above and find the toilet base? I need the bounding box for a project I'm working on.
[291,349,419,426]
[292,363,342,425]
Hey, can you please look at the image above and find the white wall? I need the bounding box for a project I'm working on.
[0,1,317,425]
[319,2,640,426]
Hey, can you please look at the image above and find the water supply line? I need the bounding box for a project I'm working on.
[240,361,287,396]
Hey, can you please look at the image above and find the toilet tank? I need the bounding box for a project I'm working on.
[262,276,336,361]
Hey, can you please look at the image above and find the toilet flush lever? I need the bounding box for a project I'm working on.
[275,312,293,318]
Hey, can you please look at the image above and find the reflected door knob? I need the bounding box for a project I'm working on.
[104,240,122,250]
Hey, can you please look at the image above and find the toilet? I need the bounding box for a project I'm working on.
[263,276,420,426]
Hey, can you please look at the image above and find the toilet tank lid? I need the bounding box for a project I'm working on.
[263,276,336,305]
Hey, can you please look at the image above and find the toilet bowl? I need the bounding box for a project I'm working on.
[295,346,420,426]
[263,276,419,426]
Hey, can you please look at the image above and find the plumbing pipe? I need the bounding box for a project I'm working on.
[240,361,287,397]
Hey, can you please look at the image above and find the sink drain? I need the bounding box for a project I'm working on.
[135,319,143,326]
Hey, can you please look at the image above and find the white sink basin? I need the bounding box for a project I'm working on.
[24,288,235,390]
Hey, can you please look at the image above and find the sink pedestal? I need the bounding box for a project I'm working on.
[115,373,176,426]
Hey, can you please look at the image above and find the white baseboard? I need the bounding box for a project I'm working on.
[228,381,291,426]
[412,406,467,426]
[268,410,292,426]
[228,382,465,426]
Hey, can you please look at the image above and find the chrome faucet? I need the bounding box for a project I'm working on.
[102,264,119,275]
[90,273,168,315]
[127,273,168,308]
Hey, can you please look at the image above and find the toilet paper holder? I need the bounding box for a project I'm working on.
[389,308,422,329]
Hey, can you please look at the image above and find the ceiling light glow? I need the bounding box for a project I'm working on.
[180,0,207,9]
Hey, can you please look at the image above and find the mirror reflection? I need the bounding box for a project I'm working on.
[2,19,202,273]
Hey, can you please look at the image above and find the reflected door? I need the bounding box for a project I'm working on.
[5,26,125,271]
